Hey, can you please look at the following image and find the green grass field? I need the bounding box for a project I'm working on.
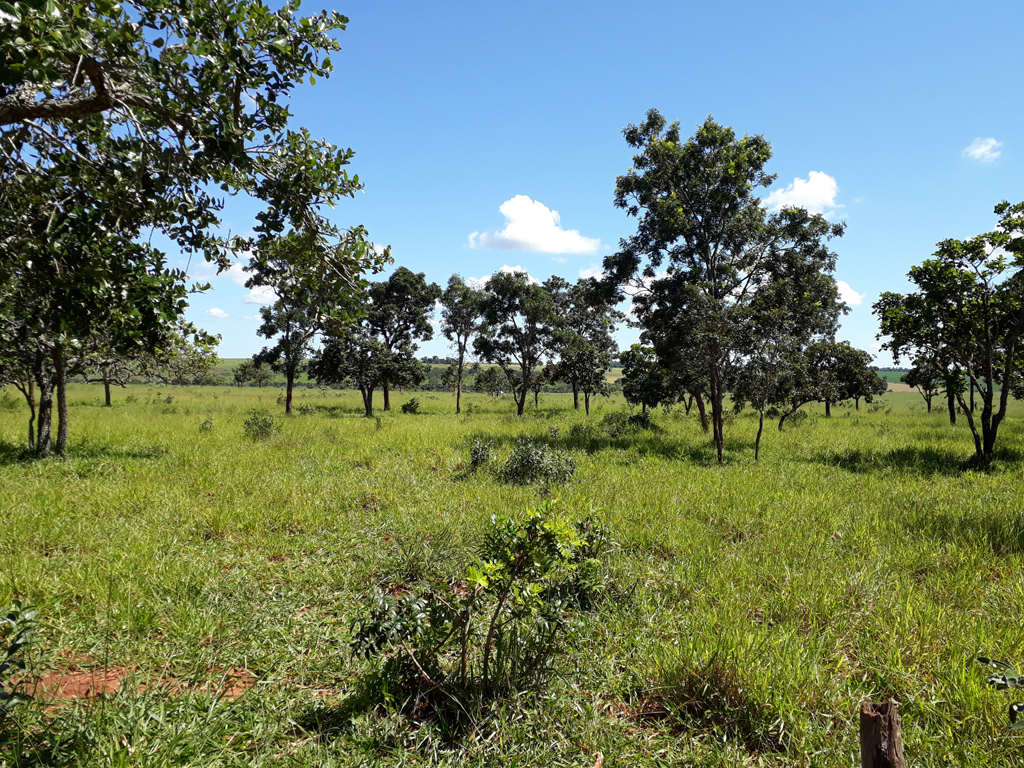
[1,383,1023,766]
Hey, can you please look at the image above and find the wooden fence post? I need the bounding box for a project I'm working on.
[860,701,906,768]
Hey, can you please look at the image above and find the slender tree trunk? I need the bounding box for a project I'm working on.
[361,387,373,417]
[944,375,957,425]
[35,358,53,457]
[383,382,391,411]
[572,385,579,410]
[455,353,464,414]
[854,397,860,410]
[684,395,693,415]
[516,394,526,416]
[642,402,647,415]
[754,407,765,462]
[694,392,709,433]
[825,399,832,417]
[14,381,36,450]
[970,383,976,413]
[53,344,68,456]
[103,377,112,407]
[584,392,590,415]
[710,368,724,463]
[285,372,294,414]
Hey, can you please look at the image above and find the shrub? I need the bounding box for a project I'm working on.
[600,410,655,437]
[1,602,37,727]
[295,402,315,415]
[243,412,278,441]
[497,438,575,485]
[976,657,1024,729]
[125,394,137,404]
[199,413,214,432]
[350,504,610,704]
[469,438,494,471]
[401,398,420,415]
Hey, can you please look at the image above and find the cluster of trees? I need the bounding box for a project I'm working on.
[294,269,622,417]
[0,0,386,454]
[875,201,1024,465]
[602,111,882,462]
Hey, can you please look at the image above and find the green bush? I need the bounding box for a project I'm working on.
[243,412,278,441]
[976,657,1024,730]
[0,602,37,727]
[497,437,575,485]
[400,398,420,415]
[350,504,610,704]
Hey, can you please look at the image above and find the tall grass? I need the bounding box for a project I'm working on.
[0,384,1022,765]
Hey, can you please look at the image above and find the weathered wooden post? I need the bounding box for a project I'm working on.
[860,701,906,768]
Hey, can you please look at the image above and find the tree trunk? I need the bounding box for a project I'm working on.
[35,362,53,457]
[684,395,693,416]
[944,377,956,425]
[383,382,391,411]
[285,372,294,414]
[825,399,832,417]
[970,383,976,413]
[710,369,724,463]
[14,380,36,450]
[572,385,579,410]
[694,392,709,433]
[925,395,932,413]
[754,408,765,462]
[859,701,906,768]
[584,392,590,415]
[103,377,112,407]
[53,344,68,456]
[516,393,526,416]
[854,396,860,410]
[534,388,539,407]
[361,387,374,417]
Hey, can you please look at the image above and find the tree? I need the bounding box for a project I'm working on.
[874,201,1024,464]
[364,268,441,411]
[234,360,256,388]
[604,111,845,462]
[474,271,554,417]
[620,345,674,415]
[246,229,386,414]
[730,312,804,460]
[773,340,880,428]
[547,277,621,414]
[312,268,439,414]
[902,358,944,412]
[1,0,382,452]
[473,365,508,396]
[440,275,483,414]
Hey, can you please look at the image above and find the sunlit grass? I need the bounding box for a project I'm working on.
[1,383,1023,765]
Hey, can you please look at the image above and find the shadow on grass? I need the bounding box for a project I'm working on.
[905,509,1024,555]
[812,445,976,477]
[0,440,170,467]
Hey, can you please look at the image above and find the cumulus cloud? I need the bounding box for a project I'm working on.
[578,264,604,280]
[243,285,277,305]
[468,195,601,255]
[962,137,1002,163]
[764,171,841,215]
[205,307,230,319]
[465,264,541,290]
[836,280,866,306]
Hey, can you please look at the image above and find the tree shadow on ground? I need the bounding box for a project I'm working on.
[904,509,1024,555]
[810,445,985,478]
[0,440,170,467]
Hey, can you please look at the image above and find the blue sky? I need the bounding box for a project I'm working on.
[181,0,1024,365]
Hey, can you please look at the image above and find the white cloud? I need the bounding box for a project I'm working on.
[224,262,249,286]
[551,256,568,263]
[205,307,230,319]
[466,264,541,290]
[836,280,866,306]
[242,314,262,321]
[962,137,1002,163]
[764,171,841,215]
[243,285,277,305]
[579,264,604,280]
[468,195,601,255]
[870,342,882,350]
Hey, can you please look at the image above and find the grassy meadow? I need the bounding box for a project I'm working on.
[1,383,1023,766]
